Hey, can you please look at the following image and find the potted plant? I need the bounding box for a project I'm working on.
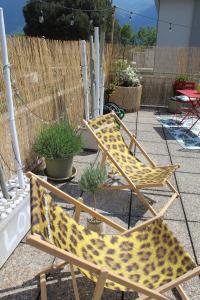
[110,59,142,112]
[79,165,107,233]
[33,121,82,179]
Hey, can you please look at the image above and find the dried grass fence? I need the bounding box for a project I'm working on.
[2,37,200,180]
[0,36,113,180]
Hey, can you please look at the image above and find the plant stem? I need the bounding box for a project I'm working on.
[93,193,97,211]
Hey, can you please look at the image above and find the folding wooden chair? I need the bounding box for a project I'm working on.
[83,112,180,217]
[26,172,200,300]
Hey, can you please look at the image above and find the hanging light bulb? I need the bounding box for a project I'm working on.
[102,15,105,22]
[70,15,75,26]
[129,11,133,23]
[90,19,93,25]
[39,10,44,24]
[112,5,116,18]
[169,22,172,31]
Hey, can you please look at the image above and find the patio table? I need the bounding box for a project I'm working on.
[176,89,200,130]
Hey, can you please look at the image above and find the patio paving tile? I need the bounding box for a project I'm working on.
[134,140,169,155]
[135,152,172,166]
[137,120,166,134]
[123,121,136,132]
[73,150,100,164]
[83,189,131,216]
[73,161,93,182]
[188,222,200,265]
[0,242,54,294]
[181,193,200,222]
[136,130,166,142]
[167,142,200,158]
[171,155,200,174]
[123,113,137,123]
[175,172,200,194]
[141,193,185,221]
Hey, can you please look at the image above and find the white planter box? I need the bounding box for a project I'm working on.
[0,194,30,268]
[80,126,98,151]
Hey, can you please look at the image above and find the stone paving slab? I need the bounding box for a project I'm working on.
[181,194,200,222]
[188,222,200,265]
[123,113,137,123]
[136,129,166,142]
[171,155,200,174]
[0,243,54,297]
[167,142,200,158]
[134,140,169,155]
[141,193,185,221]
[135,152,172,166]
[175,172,200,194]
[73,150,100,164]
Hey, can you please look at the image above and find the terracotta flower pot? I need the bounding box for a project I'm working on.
[110,85,142,112]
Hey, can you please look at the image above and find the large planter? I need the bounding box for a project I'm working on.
[0,194,30,267]
[45,157,73,179]
[110,85,142,112]
[79,126,98,151]
[168,99,182,114]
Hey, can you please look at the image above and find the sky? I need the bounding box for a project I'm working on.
[0,0,157,34]
[114,0,157,30]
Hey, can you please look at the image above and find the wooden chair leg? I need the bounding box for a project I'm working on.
[92,270,108,300]
[40,273,48,300]
[70,264,80,300]
[176,285,189,300]
[166,180,179,195]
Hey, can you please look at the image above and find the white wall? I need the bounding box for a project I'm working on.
[190,0,200,46]
[157,0,194,47]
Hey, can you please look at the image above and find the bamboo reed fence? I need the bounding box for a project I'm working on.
[1,36,200,181]
[0,36,113,180]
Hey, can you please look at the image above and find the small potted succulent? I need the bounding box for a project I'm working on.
[79,165,107,233]
[110,59,142,112]
[33,121,82,179]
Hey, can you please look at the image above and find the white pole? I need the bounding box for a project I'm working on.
[0,8,25,188]
[99,31,105,116]
[94,27,100,117]
[100,73,105,116]
[80,40,89,121]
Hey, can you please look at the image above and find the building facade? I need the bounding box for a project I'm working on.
[155,0,200,47]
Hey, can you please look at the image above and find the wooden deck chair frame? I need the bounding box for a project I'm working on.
[26,172,200,300]
[83,112,180,217]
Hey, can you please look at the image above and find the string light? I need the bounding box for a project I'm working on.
[90,19,93,25]
[39,10,44,24]
[112,6,116,18]
[35,1,191,31]
[129,11,133,22]
[116,6,190,29]
[70,13,75,26]
[102,15,105,22]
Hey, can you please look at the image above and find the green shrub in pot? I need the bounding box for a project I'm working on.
[79,165,107,233]
[33,121,82,179]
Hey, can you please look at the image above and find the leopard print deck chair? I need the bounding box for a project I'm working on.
[84,112,180,217]
[30,176,196,297]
